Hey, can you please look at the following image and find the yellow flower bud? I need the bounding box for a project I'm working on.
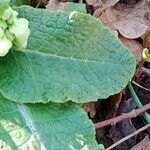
[142,48,150,62]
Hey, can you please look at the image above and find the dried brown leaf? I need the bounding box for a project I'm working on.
[86,0,102,7]
[59,0,74,2]
[82,102,97,118]
[143,31,150,49]
[114,18,148,39]
[144,12,150,21]
[46,0,64,12]
[119,36,143,62]
[93,8,119,36]
[93,7,105,17]
[86,0,119,8]
[96,0,150,39]
[101,0,120,8]
[106,92,123,119]
[131,135,150,150]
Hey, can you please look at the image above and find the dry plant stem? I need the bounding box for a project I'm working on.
[142,67,150,77]
[36,0,42,8]
[36,0,47,8]
[94,103,150,129]
[106,124,150,150]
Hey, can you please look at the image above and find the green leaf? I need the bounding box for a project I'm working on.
[0,0,10,15]
[64,2,86,13]
[10,0,29,6]
[0,96,101,150]
[0,6,136,103]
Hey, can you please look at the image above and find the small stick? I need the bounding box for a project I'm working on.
[132,80,150,92]
[106,124,150,150]
[94,103,150,129]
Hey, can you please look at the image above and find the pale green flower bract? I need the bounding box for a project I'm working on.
[9,18,30,48]
[0,2,30,56]
[0,37,12,56]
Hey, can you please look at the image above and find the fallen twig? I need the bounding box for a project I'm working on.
[106,124,150,150]
[94,103,150,129]
[132,80,150,92]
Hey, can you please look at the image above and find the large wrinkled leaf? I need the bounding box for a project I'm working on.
[0,96,101,150]
[0,6,136,103]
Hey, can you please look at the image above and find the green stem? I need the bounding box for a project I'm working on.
[127,82,150,124]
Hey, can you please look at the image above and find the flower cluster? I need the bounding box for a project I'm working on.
[0,6,30,56]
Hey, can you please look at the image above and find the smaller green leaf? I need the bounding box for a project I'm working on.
[64,2,86,13]
[0,96,102,150]
[10,0,29,6]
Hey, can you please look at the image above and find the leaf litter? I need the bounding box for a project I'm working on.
[94,0,150,39]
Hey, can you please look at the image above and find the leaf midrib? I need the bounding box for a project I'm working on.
[13,48,109,64]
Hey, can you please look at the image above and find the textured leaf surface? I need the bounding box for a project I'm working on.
[0,96,101,150]
[64,2,86,13]
[10,0,29,6]
[0,6,136,103]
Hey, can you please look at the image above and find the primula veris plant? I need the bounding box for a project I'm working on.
[0,1,136,150]
[0,0,30,56]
